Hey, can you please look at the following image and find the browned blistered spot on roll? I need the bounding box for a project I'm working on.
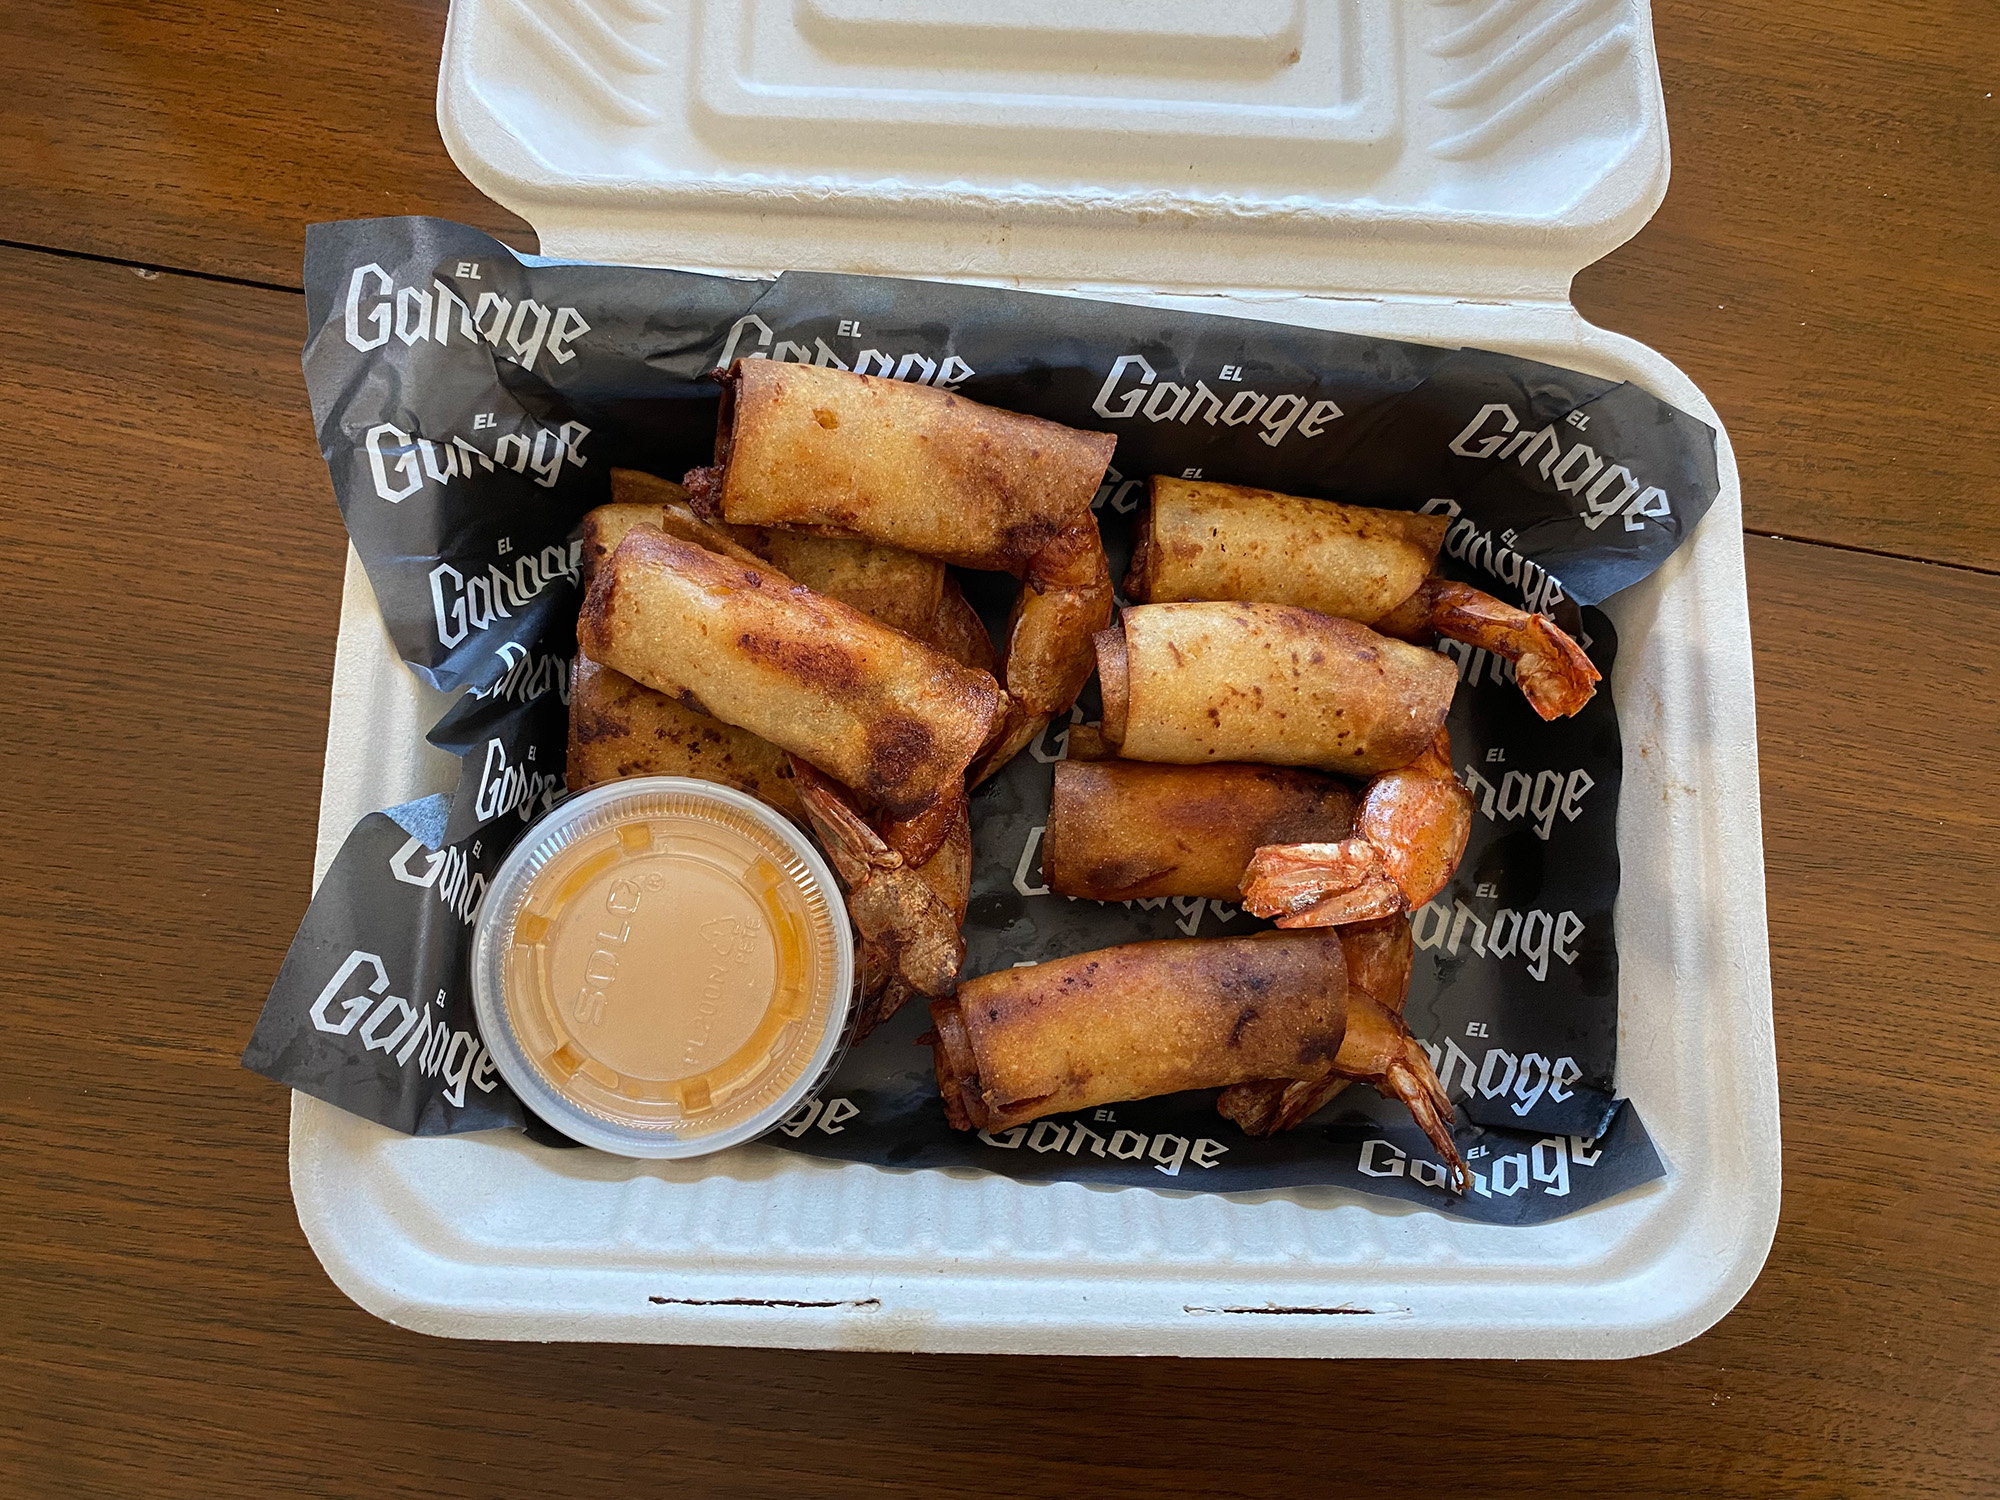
[866,713,938,787]
[735,632,863,694]
[571,706,622,746]
[1297,1033,1342,1066]
[814,408,839,429]
[682,464,725,519]
[576,553,621,659]
[996,516,1065,574]
[1080,857,1178,899]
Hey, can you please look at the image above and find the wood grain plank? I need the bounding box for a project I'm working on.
[0,247,1995,1497]
[1571,1,2000,572]
[0,0,534,282]
[3,0,1994,571]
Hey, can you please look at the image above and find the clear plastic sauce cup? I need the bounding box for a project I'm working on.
[472,777,854,1157]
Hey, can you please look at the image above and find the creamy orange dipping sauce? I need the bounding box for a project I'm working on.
[474,780,853,1156]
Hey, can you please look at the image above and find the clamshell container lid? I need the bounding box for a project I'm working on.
[286,0,1775,1359]
[438,0,1670,299]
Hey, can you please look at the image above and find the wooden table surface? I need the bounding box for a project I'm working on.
[2,2,1995,1495]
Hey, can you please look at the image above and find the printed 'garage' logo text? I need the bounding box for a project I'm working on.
[429,544,583,650]
[1092,354,1342,449]
[717,313,973,388]
[365,419,588,503]
[342,262,589,374]
[308,950,500,1109]
[1448,403,1673,534]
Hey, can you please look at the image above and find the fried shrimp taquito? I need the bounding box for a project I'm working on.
[577,526,1000,846]
[1044,760,1355,902]
[926,931,1348,1133]
[1094,603,1458,777]
[685,361,1115,779]
[1125,476,1598,718]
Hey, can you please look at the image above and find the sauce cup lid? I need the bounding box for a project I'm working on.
[471,776,854,1158]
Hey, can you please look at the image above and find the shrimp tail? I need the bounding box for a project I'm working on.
[1239,841,1407,927]
[1219,980,1468,1192]
[1379,577,1600,720]
[1215,1079,1287,1134]
[1240,732,1472,924]
[1376,1051,1470,1194]
[791,760,902,884]
[789,758,965,1014]
[972,518,1114,785]
[1217,1075,1357,1136]
[1353,731,1473,911]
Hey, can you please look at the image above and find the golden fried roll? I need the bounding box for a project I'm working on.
[610,467,690,509]
[928,931,1348,1133]
[618,456,990,665]
[1045,761,1356,902]
[604,473,995,670]
[925,576,998,677]
[566,657,804,819]
[697,361,1115,574]
[1125,477,1447,625]
[586,473,767,591]
[687,362,1114,783]
[571,519,990,872]
[738,528,945,643]
[578,526,1001,825]
[735,517,995,669]
[1094,603,1458,777]
[579,502,666,591]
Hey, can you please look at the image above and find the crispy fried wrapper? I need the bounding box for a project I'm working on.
[926,931,1348,1133]
[577,526,1000,832]
[1095,602,1459,777]
[586,470,770,591]
[599,476,999,678]
[694,360,1115,575]
[1125,477,1447,625]
[1217,918,1413,1135]
[1213,920,1469,1191]
[1119,474,1598,720]
[567,657,803,820]
[610,467,692,511]
[569,502,988,1031]
[686,362,1112,779]
[735,529,941,640]
[745,531,998,679]
[1044,760,1355,902]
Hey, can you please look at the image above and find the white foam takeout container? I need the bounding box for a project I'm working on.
[290,0,1778,1356]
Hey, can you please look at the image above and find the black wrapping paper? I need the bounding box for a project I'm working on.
[249,217,1719,1222]
[243,795,525,1136]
